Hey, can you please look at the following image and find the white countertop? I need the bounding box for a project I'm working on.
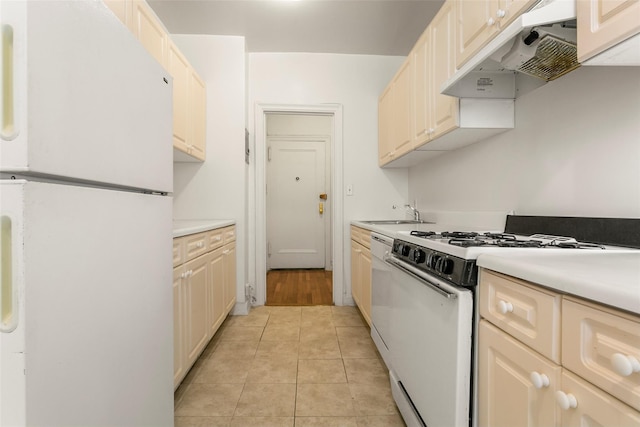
[173,219,235,238]
[477,252,640,315]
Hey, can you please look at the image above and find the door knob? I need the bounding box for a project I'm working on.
[319,193,327,200]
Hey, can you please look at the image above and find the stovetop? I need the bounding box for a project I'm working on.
[391,229,639,287]
[395,230,636,260]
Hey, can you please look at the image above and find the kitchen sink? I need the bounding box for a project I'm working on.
[361,220,434,225]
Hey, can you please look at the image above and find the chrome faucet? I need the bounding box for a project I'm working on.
[405,204,421,222]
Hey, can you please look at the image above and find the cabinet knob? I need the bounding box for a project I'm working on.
[497,300,514,314]
[530,371,550,389]
[556,391,578,410]
[496,9,506,18]
[487,17,496,26]
[611,353,640,377]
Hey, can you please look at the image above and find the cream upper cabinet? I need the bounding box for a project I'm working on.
[378,58,412,166]
[456,0,500,68]
[479,320,561,427]
[130,0,167,68]
[455,0,536,68]
[168,40,190,155]
[577,0,640,62]
[392,59,413,159]
[188,71,207,161]
[378,85,394,165]
[103,0,132,27]
[413,0,459,149]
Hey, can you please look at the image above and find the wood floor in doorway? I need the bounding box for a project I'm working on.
[266,269,333,306]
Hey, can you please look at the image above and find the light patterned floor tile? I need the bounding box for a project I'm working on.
[175,383,243,417]
[356,414,406,426]
[349,382,399,416]
[230,416,294,427]
[298,337,342,359]
[294,416,358,427]
[246,356,298,383]
[343,358,389,384]
[193,357,253,384]
[297,359,347,384]
[174,416,231,427]
[295,383,356,417]
[234,383,296,417]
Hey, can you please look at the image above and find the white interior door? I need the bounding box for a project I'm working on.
[267,138,327,269]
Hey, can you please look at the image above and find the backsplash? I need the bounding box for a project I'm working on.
[408,66,640,219]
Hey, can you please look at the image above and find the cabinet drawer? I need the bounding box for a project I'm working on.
[351,226,371,249]
[557,369,640,427]
[184,231,208,262]
[480,269,562,363]
[173,237,184,267]
[562,298,640,411]
[223,226,236,244]
[350,225,362,245]
[207,229,224,250]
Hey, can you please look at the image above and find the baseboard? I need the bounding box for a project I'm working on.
[232,300,251,315]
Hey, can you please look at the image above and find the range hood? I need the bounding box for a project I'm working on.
[442,0,578,99]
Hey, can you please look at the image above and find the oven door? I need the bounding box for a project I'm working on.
[386,255,474,427]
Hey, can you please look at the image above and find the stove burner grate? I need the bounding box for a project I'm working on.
[441,231,479,239]
[448,239,489,247]
[410,231,436,238]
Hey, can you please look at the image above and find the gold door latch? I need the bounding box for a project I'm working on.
[319,203,324,214]
[319,193,328,200]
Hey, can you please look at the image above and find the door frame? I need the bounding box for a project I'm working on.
[253,103,344,306]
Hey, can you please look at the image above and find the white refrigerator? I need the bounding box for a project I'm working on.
[1,1,174,426]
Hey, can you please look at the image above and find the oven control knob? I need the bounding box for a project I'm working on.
[429,254,441,269]
[440,258,455,275]
[402,245,411,257]
[412,249,426,263]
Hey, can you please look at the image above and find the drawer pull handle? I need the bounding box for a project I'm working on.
[611,353,640,377]
[556,391,578,410]
[196,242,204,248]
[530,371,550,389]
[497,300,514,314]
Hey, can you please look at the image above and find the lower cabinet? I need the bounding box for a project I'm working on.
[173,225,236,389]
[350,226,372,326]
[478,269,640,427]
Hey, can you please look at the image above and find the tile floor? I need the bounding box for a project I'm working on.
[174,305,407,427]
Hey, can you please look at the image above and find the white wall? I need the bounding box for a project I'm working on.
[171,35,248,306]
[247,53,408,302]
[408,66,640,219]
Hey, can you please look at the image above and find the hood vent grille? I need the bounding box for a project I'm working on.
[517,35,580,81]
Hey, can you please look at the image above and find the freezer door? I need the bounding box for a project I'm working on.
[0,1,172,193]
[0,180,173,426]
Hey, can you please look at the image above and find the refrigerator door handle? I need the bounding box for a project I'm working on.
[1,215,18,332]
[1,22,19,141]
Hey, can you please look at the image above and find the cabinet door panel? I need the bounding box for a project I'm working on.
[223,242,237,314]
[412,31,430,147]
[457,0,500,68]
[431,1,459,140]
[351,240,362,306]
[185,256,208,366]
[392,59,413,158]
[189,71,207,161]
[479,321,560,427]
[131,0,167,67]
[173,266,185,388]
[168,41,190,154]
[577,0,640,62]
[360,250,372,327]
[378,85,393,165]
[207,249,225,337]
[562,298,640,411]
[558,370,640,427]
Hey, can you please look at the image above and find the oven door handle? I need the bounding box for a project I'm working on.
[384,255,457,299]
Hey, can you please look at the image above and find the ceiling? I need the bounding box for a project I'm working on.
[148,0,446,56]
